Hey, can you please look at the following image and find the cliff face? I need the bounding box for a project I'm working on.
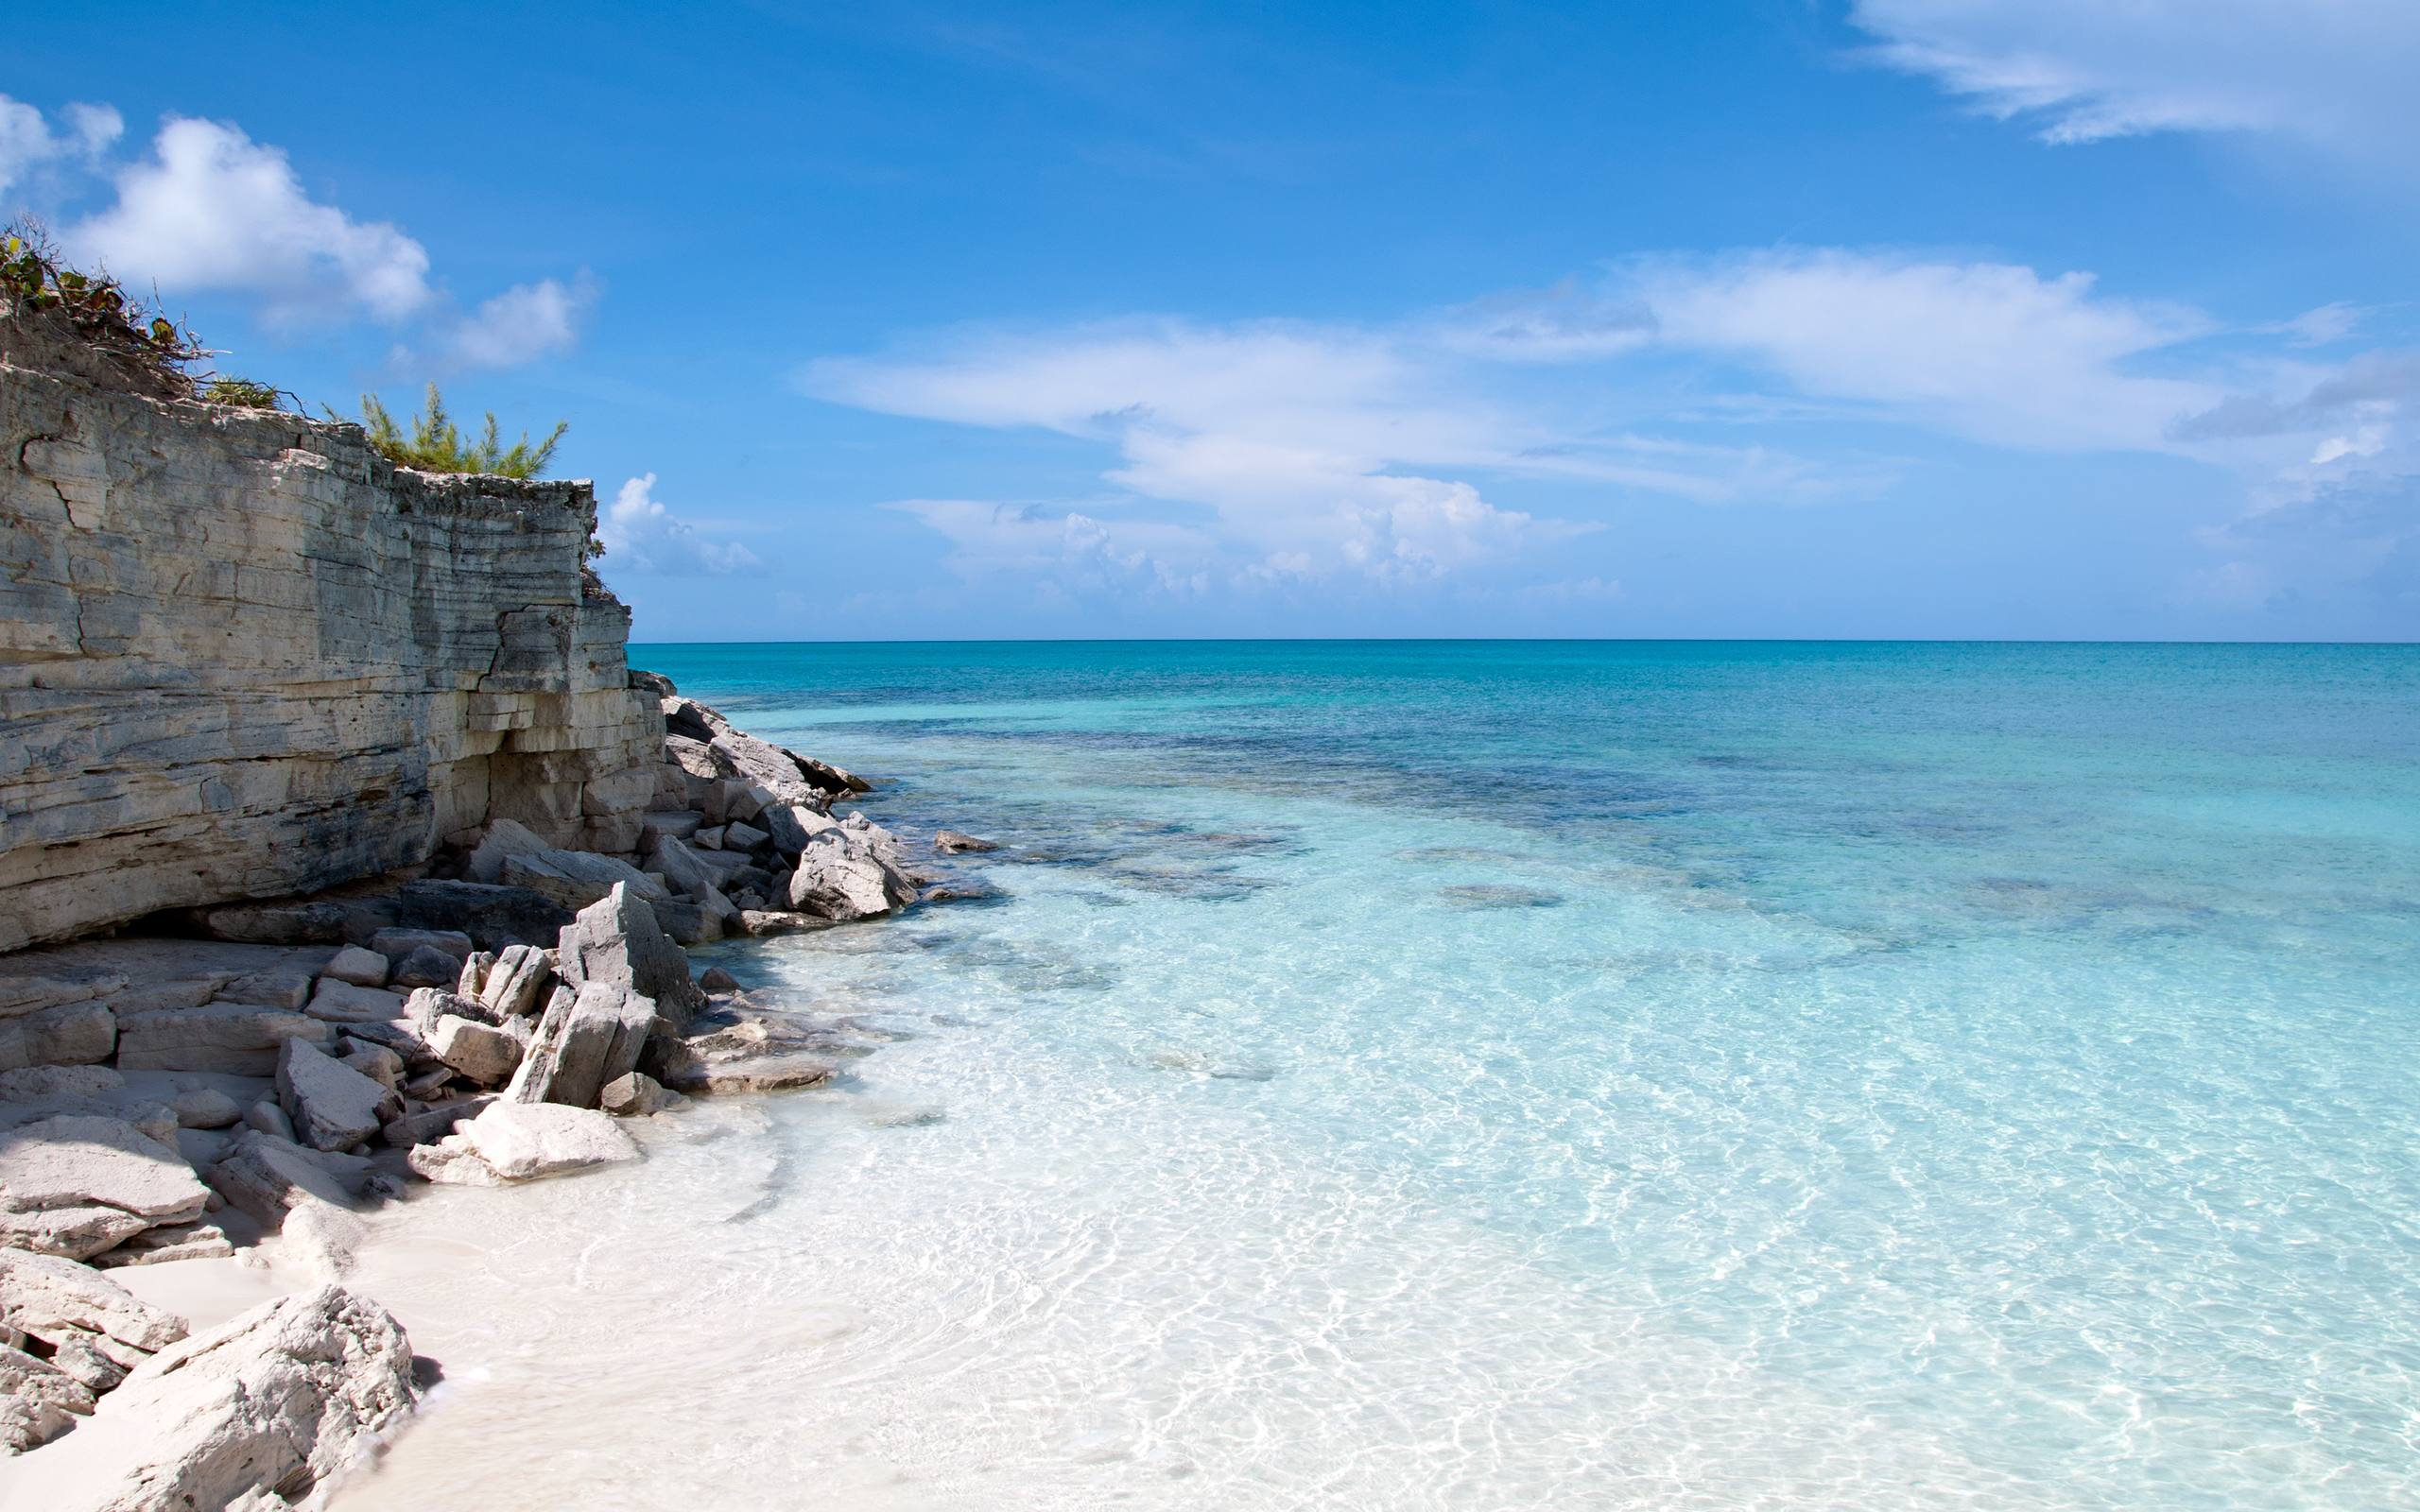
[0,361,664,951]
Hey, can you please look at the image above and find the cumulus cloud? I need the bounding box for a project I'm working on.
[599,475,766,576]
[1849,0,2420,154]
[0,95,121,195]
[68,116,433,326]
[431,274,597,369]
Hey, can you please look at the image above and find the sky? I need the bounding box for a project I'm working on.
[6,1,2418,642]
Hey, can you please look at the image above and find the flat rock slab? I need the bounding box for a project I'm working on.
[318,947,390,988]
[117,1004,329,1076]
[0,1247,188,1353]
[367,928,473,966]
[305,979,407,1024]
[501,849,670,911]
[380,1096,494,1148]
[462,1101,639,1180]
[385,945,464,990]
[0,939,334,995]
[51,1284,413,1512]
[656,1053,840,1095]
[276,1040,397,1153]
[207,1132,356,1227]
[0,1002,115,1073]
[427,1016,522,1087]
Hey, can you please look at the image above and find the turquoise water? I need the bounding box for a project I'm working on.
[345,642,2420,1510]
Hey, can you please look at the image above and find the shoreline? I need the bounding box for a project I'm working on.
[0,683,994,1510]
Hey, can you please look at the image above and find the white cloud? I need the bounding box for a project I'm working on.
[68,116,432,325]
[436,274,596,369]
[599,475,765,576]
[0,95,120,196]
[1849,0,2420,153]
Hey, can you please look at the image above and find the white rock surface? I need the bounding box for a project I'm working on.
[462,1100,639,1180]
[788,828,919,921]
[426,1016,523,1087]
[475,942,552,1019]
[273,1040,397,1154]
[0,1115,212,1260]
[0,1002,115,1072]
[43,1284,414,1512]
[115,1005,328,1077]
[205,1132,356,1229]
[304,979,406,1025]
[406,1134,508,1186]
[0,1247,188,1354]
[0,1340,95,1452]
[317,948,389,989]
[555,884,700,1028]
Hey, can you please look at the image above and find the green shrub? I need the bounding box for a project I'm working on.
[199,377,288,410]
[2,217,209,388]
[350,383,568,479]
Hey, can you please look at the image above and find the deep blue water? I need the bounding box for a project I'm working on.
[350,642,2420,1511]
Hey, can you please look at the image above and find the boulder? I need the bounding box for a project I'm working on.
[59,1285,414,1512]
[598,1072,680,1117]
[665,732,739,782]
[394,879,575,953]
[760,801,838,860]
[0,1001,115,1072]
[379,1097,493,1148]
[0,1340,95,1452]
[0,1115,211,1259]
[648,899,722,946]
[500,849,670,911]
[935,829,1000,853]
[406,1133,509,1186]
[219,966,314,1012]
[317,947,390,989]
[427,1017,523,1088]
[336,1041,404,1091]
[275,1040,399,1154]
[0,1093,177,1146]
[156,1084,244,1130]
[506,983,655,1109]
[556,884,701,1030]
[206,1132,356,1228]
[461,1101,640,1180]
[477,943,553,1019]
[190,902,347,945]
[693,825,726,850]
[92,1221,235,1269]
[304,979,406,1024]
[722,820,771,852]
[638,811,704,852]
[0,1247,188,1354]
[465,815,551,885]
[454,948,496,998]
[117,1005,328,1077]
[333,1019,440,1073]
[650,837,741,921]
[243,1102,296,1142]
[630,668,677,697]
[385,945,463,990]
[369,928,475,967]
[404,986,496,1033]
[788,829,919,921]
[697,967,740,993]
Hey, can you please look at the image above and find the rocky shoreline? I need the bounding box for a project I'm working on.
[0,681,992,1510]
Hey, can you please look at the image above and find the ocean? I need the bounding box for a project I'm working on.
[332,641,2420,1511]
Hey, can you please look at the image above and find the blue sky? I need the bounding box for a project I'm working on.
[7,2,2417,641]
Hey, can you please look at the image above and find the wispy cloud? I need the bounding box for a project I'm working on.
[1848,0,2420,156]
[0,94,120,196]
[598,475,766,576]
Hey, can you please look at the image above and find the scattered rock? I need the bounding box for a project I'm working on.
[638,812,704,852]
[935,830,999,852]
[697,967,740,993]
[556,884,701,1030]
[598,1073,681,1117]
[735,909,831,936]
[648,899,723,946]
[0,1113,212,1262]
[477,943,553,1020]
[276,1040,399,1154]
[693,825,726,850]
[385,944,463,990]
[427,1017,523,1088]
[379,1097,493,1148]
[117,1005,328,1077]
[454,949,495,998]
[500,848,671,910]
[336,1040,405,1092]
[60,1284,414,1512]
[0,1001,115,1072]
[508,982,656,1109]
[317,947,390,989]
[155,1085,244,1130]
[0,1247,188,1354]
[462,1101,640,1180]
[0,1339,95,1452]
[788,829,918,921]
[394,879,574,953]
[335,1019,440,1072]
[368,928,474,969]
[243,1102,296,1142]
[406,1134,508,1186]
[465,816,551,885]
[760,802,838,860]
[91,1221,235,1269]
[206,1131,356,1228]
[721,820,770,852]
[305,979,407,1024]
[650,838,740,922]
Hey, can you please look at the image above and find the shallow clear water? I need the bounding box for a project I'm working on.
[335,642,2420,1511]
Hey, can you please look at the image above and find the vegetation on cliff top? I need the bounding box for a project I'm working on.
[351,384,569,480]
[1,217,212,394]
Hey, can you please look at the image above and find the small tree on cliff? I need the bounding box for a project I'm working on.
[354,384,568,479]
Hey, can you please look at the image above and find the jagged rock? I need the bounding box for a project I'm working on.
[0,1114,212,1260]
[736,909,830,936]
[404,987,495,1034]
[648,899,722,946]
[385,944,462,990]
[597,1072,681,1117]
[0,1001,115,1072]
[500,849,670,911]
[117,1005,328,1077]
[454,949,496,997]
[650,838,741,922]
[243,1102,296,1142]
[191,902,347,945]
[369,929,475,968]
[477,942,553,1019]
[630,669,677,697]
[48,1334,134,1393]
[638,812,704,852]
[788,829,919,921]
[0,973,127,1022]
[0,1092,177,1146]
[219,966,314,1011]
[722,820,771,852]
[506,983,655,1109]
[0,1338,95,1452]
[665,733,739,783]
[155,1084,244,1130]
[466,816,551,885]
[206,1132,356,1228]
[379,1097,493,1148]
[426,1017,523,1088]
[91,1222,235,1269]
[395,880,575,953]
[0,1247,188,1354]
[304,979,406,1024]
[329,1020,438,1073]
[462,1101,639,1180]
[406,1133,508,1186]
[935,829,1000,853]
[275,1040,400,1154]
[697,967,740,993]
[556,884,701,1030]
[759,801,838,860]
[55,1284,414,1512]
[693,825,726,850]
[317,947,390,989]
[335,1041,404,1092]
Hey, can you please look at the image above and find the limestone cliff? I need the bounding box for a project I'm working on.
[0,361,664,951]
